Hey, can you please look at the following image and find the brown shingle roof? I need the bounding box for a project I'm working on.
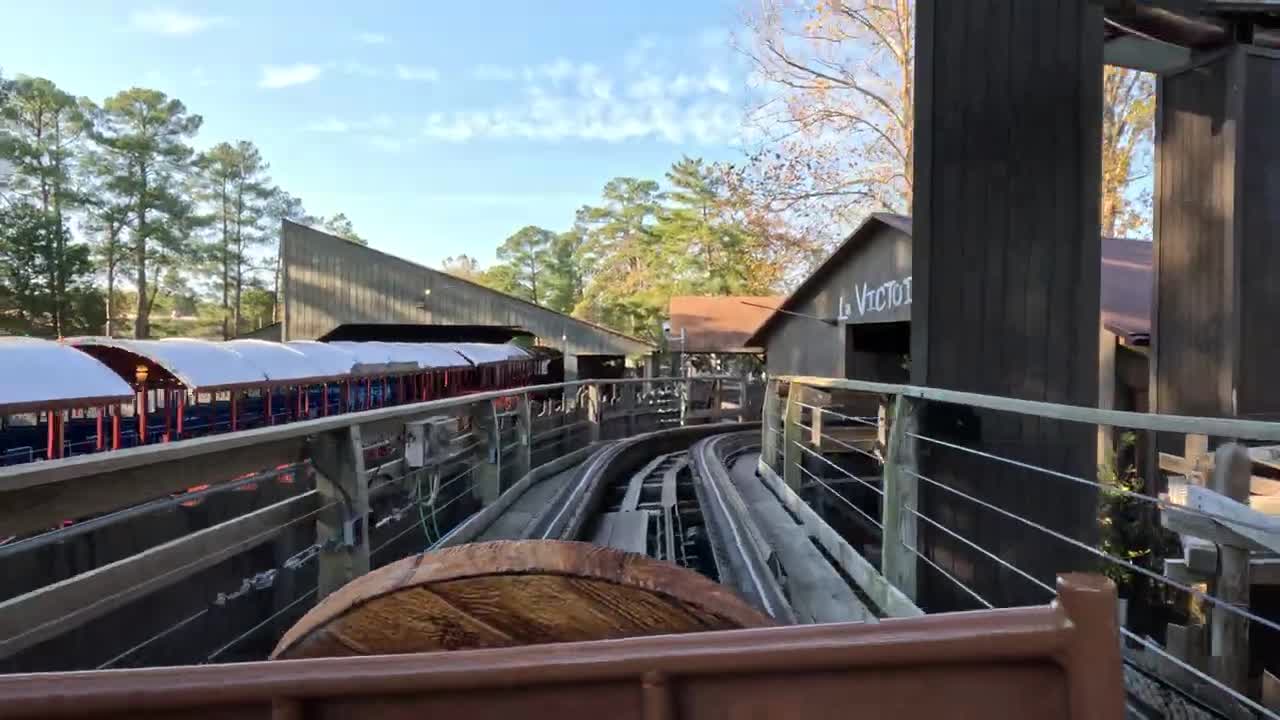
[667,296,784,353]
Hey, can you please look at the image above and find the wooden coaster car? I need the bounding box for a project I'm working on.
[272,539,772,659]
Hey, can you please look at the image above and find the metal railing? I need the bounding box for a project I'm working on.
[763,375,1280,720]
[0,375,752,673]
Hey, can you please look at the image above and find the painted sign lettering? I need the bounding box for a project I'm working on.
[847,276,912,319]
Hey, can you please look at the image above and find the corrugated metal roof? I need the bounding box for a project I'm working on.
[0,338,134,412]
[747,214,1153,346]
[667,296,784,353]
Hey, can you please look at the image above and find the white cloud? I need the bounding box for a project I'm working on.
[395,64,440,82]
[302,115,396,134]
[421,80,741,146]
[259,63,323,89]
[130,8,225,35]
[356,31,389,45]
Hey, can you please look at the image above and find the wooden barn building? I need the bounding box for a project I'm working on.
[747,213,1157,611]
[745,214,1153,414]
[278,221,653,379]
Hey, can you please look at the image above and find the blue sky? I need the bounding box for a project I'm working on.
[1,1,752,267]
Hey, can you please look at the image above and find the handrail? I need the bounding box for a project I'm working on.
[0,376,740,493]
[782,375,1280,440]
[770,375,1280,719]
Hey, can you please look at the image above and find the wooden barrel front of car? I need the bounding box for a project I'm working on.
[271,539,773,660]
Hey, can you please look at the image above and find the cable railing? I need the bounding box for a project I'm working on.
[0,374,751,674]
[763,375,1280,720]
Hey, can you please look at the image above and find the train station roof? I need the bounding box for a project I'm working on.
[325,341,472,375]
[69,338,274,391]
[0,338,134,413]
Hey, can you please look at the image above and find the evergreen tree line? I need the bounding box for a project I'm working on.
[0,71,366,339]
[441,156,822,343]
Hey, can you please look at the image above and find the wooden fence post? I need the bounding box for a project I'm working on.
[515,392,533,480]
[881,394,919,602]
[1209,442,1251,692]
[679,378,692,426]
[761,379,781,471]
[782,382,802,491]
[312,425,370,599]
[587,383,603,442]
[470,400,501,505]
[622,382,637,437]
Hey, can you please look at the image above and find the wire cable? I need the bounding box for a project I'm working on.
[796,464,882,530]
[904,467,1280,635]
[204,587,318,663]
[793,441,884,496]
[901,540,993,609]
[903,426,1280,535]
[96,608,210,669]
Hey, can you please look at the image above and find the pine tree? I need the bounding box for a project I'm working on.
[574,177,667,340]
[91,88,202,338]
[196,141,272,337]
[543,229,587,314]
[0,76,92,335]
[495,225,553,304]
[0,203,102,336]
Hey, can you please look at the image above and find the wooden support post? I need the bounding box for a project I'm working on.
[312,425,369,599]
[877,397,890,453]
[515,392,533,481]
[1208,443,1251,692]
[469,400,501,505]
[621,383,637,437]
[587,383,603,443]
[1098,326,1116,472]
[1186,434,1209,486]
[809,398,825,447]
[761,379,781,471]
[882,394,919,602]
[782,383,802,491]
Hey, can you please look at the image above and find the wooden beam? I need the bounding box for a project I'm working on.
[881,395,919,603]
[758,463,921,618]
[1161,505,1271,553]
[1186,483,1280,555]
[1158,451,1280,497]
[1207,444,1251,692]
[312,427,369,600]
[1165,558,1280,585]
[0,491,319,660]
[782,385,802,491]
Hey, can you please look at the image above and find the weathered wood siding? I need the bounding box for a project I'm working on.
[280,222,651,365]
[763,223,911,379]
[912,0,1103,610]
[1155,46,1280,420]
[1237,49,1280,418]
[1154,52,1232,418]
